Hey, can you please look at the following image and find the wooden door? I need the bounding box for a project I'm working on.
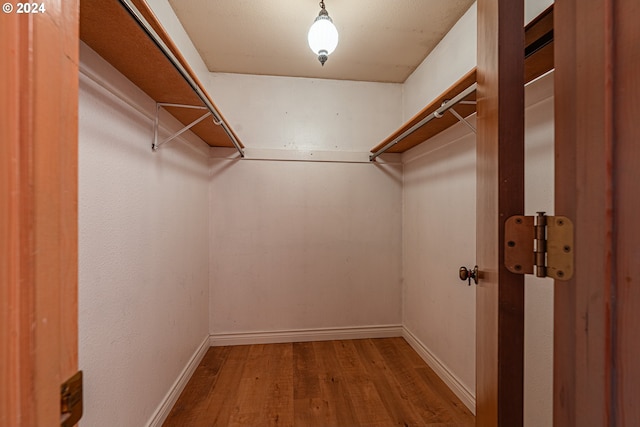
[554,0,640,425]
[0,1,80,425]
[475,0,525,426]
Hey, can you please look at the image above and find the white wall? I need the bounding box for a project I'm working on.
[209,158,403,335]
[146,0,212,83]
[201,50,404,339]
[78,43,210,427]
[206,73,402,153]
[145,1,405,341]
[402,122,478,403]
[402,3,477,120]
[526,0,554,23]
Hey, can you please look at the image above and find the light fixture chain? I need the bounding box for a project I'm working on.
[319,1,325,11]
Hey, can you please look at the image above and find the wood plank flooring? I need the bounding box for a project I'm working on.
[163,337,474,427]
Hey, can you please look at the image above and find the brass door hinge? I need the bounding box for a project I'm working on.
[505,212,574,280]
[61,370,83,427]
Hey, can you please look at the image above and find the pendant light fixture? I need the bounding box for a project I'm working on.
[307,1,339,66]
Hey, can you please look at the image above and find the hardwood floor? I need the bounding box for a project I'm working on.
[163,337,474,427]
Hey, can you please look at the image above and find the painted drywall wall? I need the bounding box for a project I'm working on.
[78,43,210,427]
[206,72,402,153]
[146,0,212,83]
[402,123,478,401]
[142,6,405,341]
[402,3,477,121]
[526,0,555,24]
[208,157,403,335]
[199,48,404,338]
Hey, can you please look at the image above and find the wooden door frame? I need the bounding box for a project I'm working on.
[1,2,79,425]
[554,0,640,425]
[475,0,525,426]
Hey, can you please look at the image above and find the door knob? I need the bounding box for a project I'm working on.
[459,265,479,285]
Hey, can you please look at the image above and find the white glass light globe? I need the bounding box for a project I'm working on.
[307,15,339,56]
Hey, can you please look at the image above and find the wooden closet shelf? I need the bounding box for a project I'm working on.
[80,0,244,152]
[371,5,554,157]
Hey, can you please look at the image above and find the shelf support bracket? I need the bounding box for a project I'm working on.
[118,0,244,157]
[448,107,476,133]
[153,103,212,151]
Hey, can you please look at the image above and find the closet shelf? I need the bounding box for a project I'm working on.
[370,5,554,160]
[80,0,245,156]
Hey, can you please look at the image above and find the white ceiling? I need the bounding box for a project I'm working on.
[168,0,475,83]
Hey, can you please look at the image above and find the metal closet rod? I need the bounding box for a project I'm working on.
[369,82,478,161]
[118,0,245,158]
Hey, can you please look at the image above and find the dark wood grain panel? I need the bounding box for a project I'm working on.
[555,0,640,425]
[613,1,640,424]
[524,5,554,84]
[552,0,579,425]
[554,0,614,425]
[525,5,554,50]
[476,0,525,426]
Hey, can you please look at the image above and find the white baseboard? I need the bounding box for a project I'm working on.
[146,335,210,427]
[210,324,403,347]
[402,326,476,414]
